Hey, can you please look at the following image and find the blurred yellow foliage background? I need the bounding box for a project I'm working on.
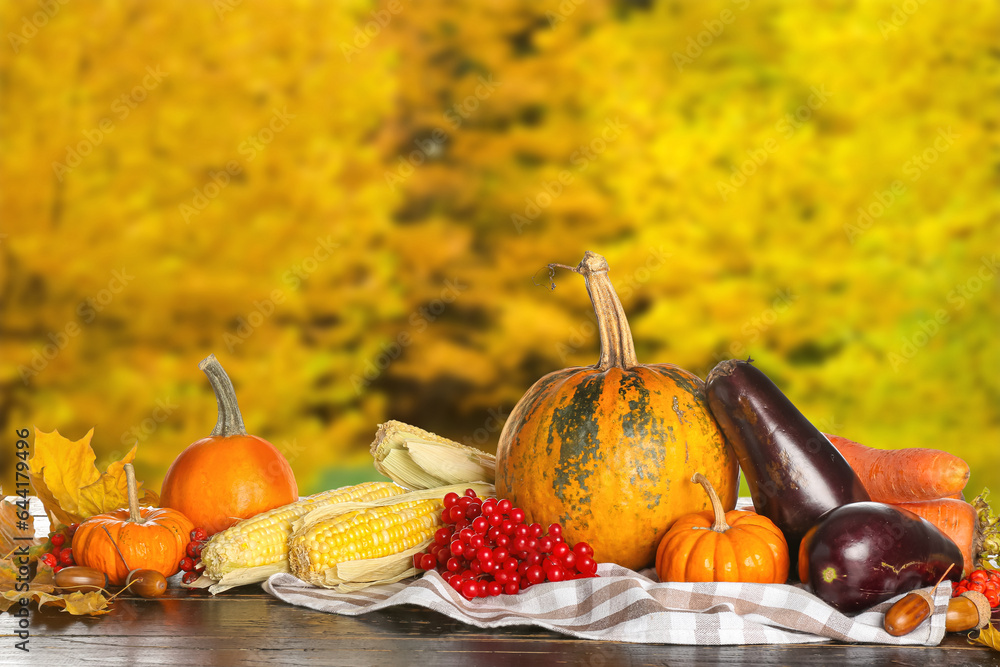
[1,0,997,500]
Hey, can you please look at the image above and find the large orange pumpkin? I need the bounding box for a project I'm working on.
[73,464,194,585]
[496,252,738,570]
[160,354,298,535]
[656,473,789,583]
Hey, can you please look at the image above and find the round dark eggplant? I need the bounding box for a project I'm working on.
[705,359,870,562]
[800,501,963,613]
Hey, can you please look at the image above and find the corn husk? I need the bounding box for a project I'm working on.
[973,488,1000,569]
[289,482,494,592]
[181,563,289,595]
[370,420,496,490]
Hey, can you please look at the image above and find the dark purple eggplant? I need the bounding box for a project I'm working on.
[800,501,962,613]
[705,359,869,561]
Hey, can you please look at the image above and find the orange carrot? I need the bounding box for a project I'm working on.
[893,498,978,577]
[824,433,970,503]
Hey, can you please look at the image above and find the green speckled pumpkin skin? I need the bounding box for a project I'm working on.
[496,362,738,571]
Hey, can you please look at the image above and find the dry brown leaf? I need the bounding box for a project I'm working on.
[54,591,113,615]
[0,561,111,616]
[30,562,56,592]
[0,490,42,557]
[0,559,21,612]
[28,428,156,524]
[969,624,1000,651]
[0,557,52,613]
[1,589,112,616]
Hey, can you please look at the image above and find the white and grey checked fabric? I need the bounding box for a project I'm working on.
[263,563,953,646]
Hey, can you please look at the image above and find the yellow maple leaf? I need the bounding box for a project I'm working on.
[77,443,139,517]
[28,428,156,525]
[970,624,1000,651]
[28,428,100,522]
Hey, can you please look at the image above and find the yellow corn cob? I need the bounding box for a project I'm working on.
[370,420,496,490]
[288,481,494,591]
[199,481,406,592]
[292,498,441,573]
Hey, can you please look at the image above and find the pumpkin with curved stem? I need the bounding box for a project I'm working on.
[495,251,738,570]
[160,354,299,535]
[73,463,194,585]
[656,473,789,583]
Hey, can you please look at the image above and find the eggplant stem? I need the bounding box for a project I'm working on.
[692,472,730,533]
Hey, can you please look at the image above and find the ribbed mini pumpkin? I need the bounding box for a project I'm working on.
[495,251,738,570]
[73,464,194,585]
[656,473,789,583]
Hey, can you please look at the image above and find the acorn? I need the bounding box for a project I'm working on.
[947,591,991,633]
[883,589,991,636]
[54,566,108,593]
[884,590,933,636]
[125,569,168,598]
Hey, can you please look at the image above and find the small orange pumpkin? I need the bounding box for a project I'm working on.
[73,463,194,585]
[160,354,298,535]
[655,473,789,584]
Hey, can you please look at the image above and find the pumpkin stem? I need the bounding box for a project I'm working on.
[199,353,249,437]
[124,463,144,525]
[554,251,639,371]
[692,472,730,533]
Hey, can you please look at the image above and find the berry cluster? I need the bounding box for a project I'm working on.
[414,489,598,599]
[178,527,209,584]
[952,568,1000,608]
[37,523,79,572]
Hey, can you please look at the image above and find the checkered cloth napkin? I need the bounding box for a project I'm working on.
[263,564,953,645]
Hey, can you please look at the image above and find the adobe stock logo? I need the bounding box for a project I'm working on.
[716,86,831,201]
[351,278,468,394]
[339,1,404,62]
[511,117,627,232]
[887,255,998,371]
[52,66,168,182]
[844,127,958,243]
[672,0,751,71]
[384,75,502,191]
[8,0,71,53]
[179,107,295,223]
[18,269,134,384]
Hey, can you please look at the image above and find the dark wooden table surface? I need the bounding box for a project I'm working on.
[6,500,1000,666]
[11,583,1000,667]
